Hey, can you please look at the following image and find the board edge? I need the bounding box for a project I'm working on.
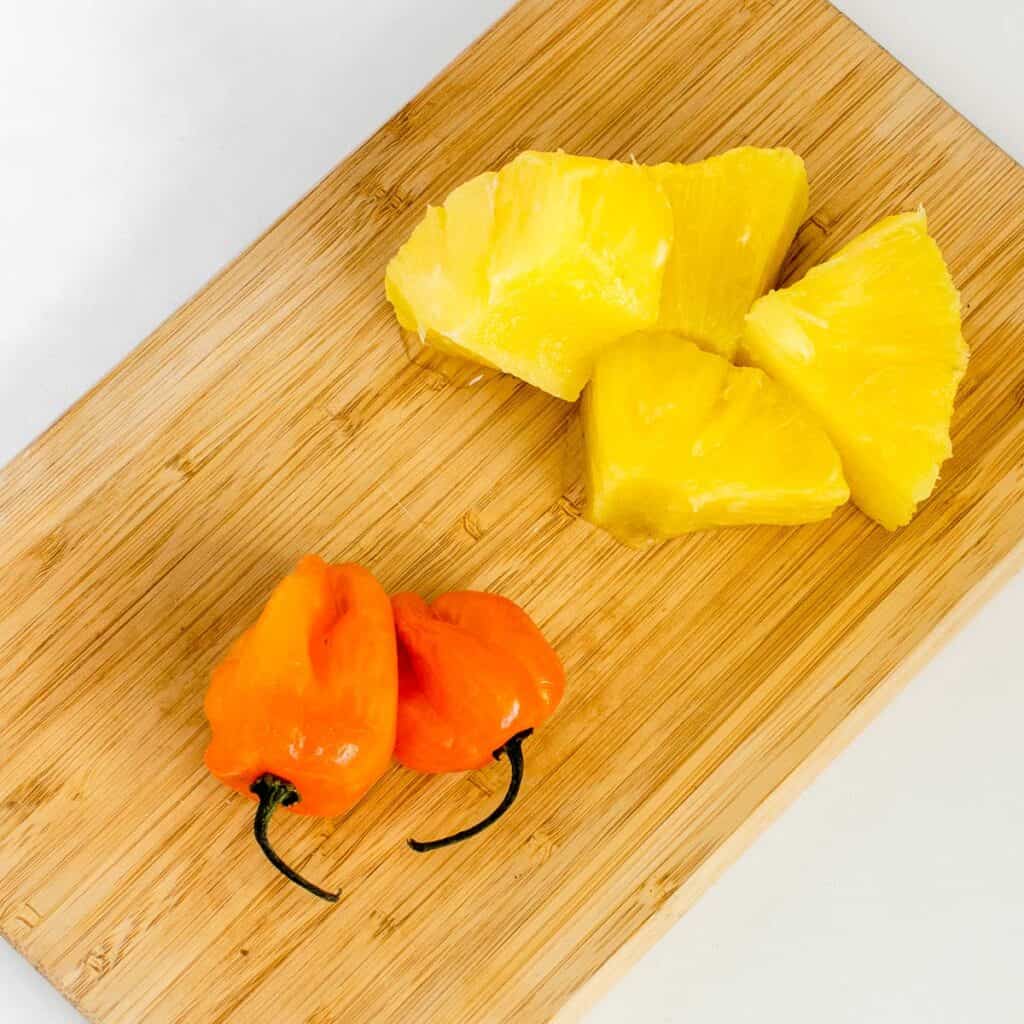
[551,532,1024,1023]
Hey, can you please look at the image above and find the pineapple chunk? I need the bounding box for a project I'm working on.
[743,210,967,529]
[583,331,849,544]
[652,147,808,359]
[385,170,499,366]
[385,151,674,400]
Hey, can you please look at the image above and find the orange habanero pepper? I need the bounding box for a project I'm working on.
[205,555,397,901]
[392,590,565,851]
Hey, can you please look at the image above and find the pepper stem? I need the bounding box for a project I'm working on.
[250,774,340,902]
[408,728,534,853]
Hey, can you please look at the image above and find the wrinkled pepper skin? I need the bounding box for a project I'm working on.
[392,590,565,774]
[205,555,398,818]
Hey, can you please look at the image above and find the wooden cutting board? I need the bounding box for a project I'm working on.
[2,1,1023,1021]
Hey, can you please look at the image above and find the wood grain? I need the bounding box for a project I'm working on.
[2,1,1023,1022]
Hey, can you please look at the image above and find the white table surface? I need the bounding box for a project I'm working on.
[2,2,1022,1021]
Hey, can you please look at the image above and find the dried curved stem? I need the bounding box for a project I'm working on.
[250,774,339,902]
[408,728,534,853]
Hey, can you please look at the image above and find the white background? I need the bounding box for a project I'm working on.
[2,2,1022,1021]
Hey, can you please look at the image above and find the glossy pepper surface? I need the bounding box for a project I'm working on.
[205,555,397,899]
[392,590,565,849]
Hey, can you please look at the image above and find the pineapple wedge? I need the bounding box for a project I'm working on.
[583,331,849,544]
[743,210,967,530]
[652,147,808,359]
[385,151,674,401]
[385,170,499,367]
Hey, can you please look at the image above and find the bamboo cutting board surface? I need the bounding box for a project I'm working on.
[2,1,1023,1021]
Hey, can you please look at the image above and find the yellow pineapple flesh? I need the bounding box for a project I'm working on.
[652,147,808,359]
[743,210,967,529]
[385,151,674,401]
[583,331,849,545]
[385,170,499,366]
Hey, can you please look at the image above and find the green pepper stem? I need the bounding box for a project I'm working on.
[250,774,340,902]
[408,728,534,853]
